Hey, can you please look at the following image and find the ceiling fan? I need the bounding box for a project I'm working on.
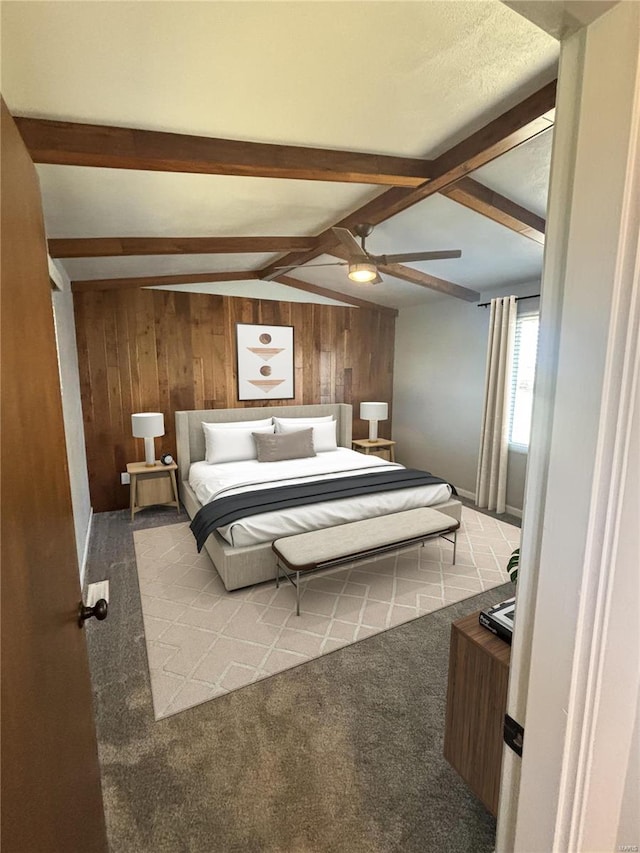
[265,223,462,284]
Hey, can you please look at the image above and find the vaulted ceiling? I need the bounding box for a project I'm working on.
[1,1,559,312]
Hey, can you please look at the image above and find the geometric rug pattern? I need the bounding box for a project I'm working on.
[134,506,519,719]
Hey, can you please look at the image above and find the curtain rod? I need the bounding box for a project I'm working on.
[477,293,541,308]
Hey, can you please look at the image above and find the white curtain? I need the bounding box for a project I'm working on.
[475,295,517,514]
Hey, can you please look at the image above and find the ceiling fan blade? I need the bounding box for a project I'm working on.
[380,262,479,302]
[265,261,347,280]
[331,226,366,258]
[378,249,462,264]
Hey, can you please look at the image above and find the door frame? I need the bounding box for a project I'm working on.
[496,3,640,850]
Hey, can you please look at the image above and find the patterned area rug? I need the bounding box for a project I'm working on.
[134,506,519,719]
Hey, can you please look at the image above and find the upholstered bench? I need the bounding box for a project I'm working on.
[272,507,460,615]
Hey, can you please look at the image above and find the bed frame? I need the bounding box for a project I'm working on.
[175,403,462,590]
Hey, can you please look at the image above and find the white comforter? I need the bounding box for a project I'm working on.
[188,448,452,547]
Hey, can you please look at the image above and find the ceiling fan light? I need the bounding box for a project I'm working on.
[348,262,377,283]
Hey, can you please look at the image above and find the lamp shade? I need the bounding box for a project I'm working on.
[360,402,388,422]
[360,402,388,441]
[131,412,165,438]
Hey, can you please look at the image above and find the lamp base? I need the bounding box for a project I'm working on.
[144,436,157,467]
[368,421,379,441]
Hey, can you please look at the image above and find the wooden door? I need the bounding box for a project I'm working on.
[0,100,108,852]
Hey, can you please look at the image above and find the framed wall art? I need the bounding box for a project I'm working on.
[236,323,295,401]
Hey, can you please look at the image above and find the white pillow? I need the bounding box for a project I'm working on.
[278,420,337,452]
[202,417,272,431]
[204,424,274,464]
[273,415,334,433]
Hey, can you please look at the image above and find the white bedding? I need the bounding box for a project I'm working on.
[188,448,452,547]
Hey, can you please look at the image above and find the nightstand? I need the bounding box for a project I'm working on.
[352,438,396,463]
[127,461,179,521]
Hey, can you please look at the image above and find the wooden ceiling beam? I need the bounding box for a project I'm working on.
[71,270,259,293]
[377,263,480,302]
[329,81,557,225]
[15,117,434,187]
[70,266,398,314]
[273,274,398,317]
[260,81,555,280]
[38,82,555,302]
[48,236,316,258]
[439,177,545,244]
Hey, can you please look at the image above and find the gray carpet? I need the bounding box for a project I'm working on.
[85,505,515,853]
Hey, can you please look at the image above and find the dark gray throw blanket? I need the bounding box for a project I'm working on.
[190,468,456,552]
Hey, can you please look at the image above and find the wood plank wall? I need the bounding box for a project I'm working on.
[74,289,396,512]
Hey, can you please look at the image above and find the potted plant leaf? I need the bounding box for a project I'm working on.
[507,548,520,583]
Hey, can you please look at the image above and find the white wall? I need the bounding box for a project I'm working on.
[392,280,540,513]
[50,258,92,584]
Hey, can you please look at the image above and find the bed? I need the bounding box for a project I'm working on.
[175,404,462,590]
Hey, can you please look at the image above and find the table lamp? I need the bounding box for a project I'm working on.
[132,412,165,467]
[360,402,388,442]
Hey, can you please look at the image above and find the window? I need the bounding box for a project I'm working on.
[508,312,540,450]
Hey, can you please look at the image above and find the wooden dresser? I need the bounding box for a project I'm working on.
[443,609,511,816]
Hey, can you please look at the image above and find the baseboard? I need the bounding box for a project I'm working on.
[456,487,523,520]
[79,508,93,590]
[456,487,475,501]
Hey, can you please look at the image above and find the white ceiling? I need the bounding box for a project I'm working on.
[474,128,554,218]
[1,1,559,308]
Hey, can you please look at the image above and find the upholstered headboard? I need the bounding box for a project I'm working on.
[175,403,352,485]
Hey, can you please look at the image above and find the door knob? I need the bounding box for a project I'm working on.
[78,598,108,627]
